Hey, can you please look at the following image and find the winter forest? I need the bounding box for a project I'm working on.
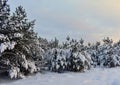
[1,0,120,85]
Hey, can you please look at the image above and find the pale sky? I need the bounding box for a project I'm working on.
[8,0,120,43]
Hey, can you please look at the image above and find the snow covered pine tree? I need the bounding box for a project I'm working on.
[49,48,67,73]
[0,0,13,73]
[0,0,44,79]
[47,37,92,73]
[67,38,92,72]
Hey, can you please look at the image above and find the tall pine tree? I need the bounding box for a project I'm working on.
[0,1,44,79]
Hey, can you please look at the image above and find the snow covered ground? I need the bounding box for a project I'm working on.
[1,67,120,85]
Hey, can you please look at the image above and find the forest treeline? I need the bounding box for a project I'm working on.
[0,0,120,79]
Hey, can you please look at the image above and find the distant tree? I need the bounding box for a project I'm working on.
[48,37,59,48]
[66,36,70,41]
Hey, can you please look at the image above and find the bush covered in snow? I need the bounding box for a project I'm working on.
[50,49,67,73]
[68,51,91,72]
[45,37,120,73]
[46,38,92,73]
[87,37,120,68]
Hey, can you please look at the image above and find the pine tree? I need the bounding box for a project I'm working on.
[50,49,67,73]
[0,1,44,79]
[48,37,59,48]
[0,0,17,73]
[100,37,113,67]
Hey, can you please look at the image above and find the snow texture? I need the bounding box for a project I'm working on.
[0,42,16,53]
[1,67,120,85]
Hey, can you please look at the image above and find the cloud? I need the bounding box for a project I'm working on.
[8,0,120,42]
[67,0,120,25]
[34,0,120,42]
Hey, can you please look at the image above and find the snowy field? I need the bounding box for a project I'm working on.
[1,68,120,85]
